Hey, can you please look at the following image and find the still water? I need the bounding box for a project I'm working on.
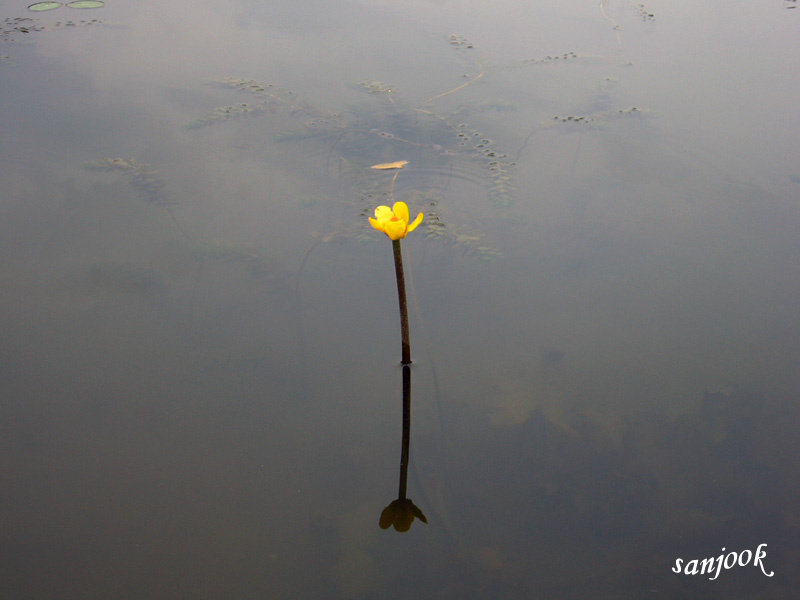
[2,0,798,598]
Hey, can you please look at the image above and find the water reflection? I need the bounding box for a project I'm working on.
[379,365,427,532]
[423,384,798,598]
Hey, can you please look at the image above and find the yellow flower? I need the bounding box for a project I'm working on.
[368,202,423,241]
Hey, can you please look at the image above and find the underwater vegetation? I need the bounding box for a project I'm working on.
[186,69,517,206]
[84,157,174,206]
[74,28,652,271]
[1,16,47,42]
[183,36,529,261]
[184,34,653,262]
[0,0,106,57]
[1,11,104,47]
[83,157,281,283]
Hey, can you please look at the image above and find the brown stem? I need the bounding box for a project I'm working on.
[392,239,411,365]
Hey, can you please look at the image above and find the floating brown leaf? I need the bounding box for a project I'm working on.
[370,160,409,170]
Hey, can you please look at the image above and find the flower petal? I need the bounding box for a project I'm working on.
[406,212,424,233]
[385,219,407,240]
[368,217,386,233]
[392,201,409,225]
[373,205,393,222]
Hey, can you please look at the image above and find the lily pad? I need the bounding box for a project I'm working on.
[28,2,62,11]
[67,0,104,8]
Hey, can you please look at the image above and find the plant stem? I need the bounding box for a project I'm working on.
[392,239,412,365]
[398,365,411,499]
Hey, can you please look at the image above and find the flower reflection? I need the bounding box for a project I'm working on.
[379,498,428,532]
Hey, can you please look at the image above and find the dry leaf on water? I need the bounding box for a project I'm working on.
[370,160,409,170]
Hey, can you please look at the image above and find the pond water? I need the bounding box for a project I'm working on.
[2,0,799,598]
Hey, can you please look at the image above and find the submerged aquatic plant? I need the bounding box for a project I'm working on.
[83,156,285,286]
[184,35,653,265]
[84,157,174,206]
[181,36,520,261]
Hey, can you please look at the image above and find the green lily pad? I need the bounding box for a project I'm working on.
[28,2,62,10]
[67,0,104,8]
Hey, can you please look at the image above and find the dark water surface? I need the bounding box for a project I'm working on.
[2,0,799,598]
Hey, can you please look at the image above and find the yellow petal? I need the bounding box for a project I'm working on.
[368,217,386,232]
[370,160,409,170]
[373,205,393,222]
[406,212,424,233]
[385,219,407,240]
[392,201,409,225]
